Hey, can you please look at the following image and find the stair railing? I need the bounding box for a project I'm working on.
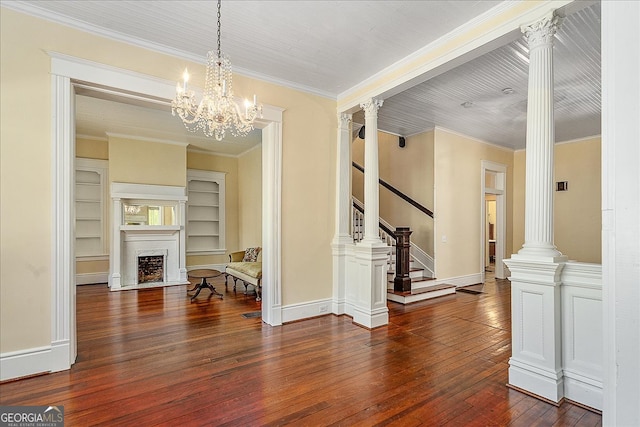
[352,162,434,219]
[352,197,434,278]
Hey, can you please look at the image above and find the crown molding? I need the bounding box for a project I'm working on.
[3,1,335,100]
[434,126,515,153]
[105,132,188,147]
[75,133,108,142]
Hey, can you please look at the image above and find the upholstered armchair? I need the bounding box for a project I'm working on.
[224,247,262,301]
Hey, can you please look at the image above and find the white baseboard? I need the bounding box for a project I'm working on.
[1,346,52,381]
[282,298,333,323]
[433,272,483,288]
[509,358,564,403]
[564,370,603,411]
[331,298,346,315]
[76,272,108,285]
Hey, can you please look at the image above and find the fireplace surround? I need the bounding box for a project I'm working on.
[110,182,189,290]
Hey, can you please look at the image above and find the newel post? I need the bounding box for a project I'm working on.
[393,227,412,292]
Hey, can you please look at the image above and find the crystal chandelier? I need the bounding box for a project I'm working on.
[172,0,262,141]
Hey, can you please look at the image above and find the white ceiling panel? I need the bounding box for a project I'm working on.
[4,1,601,151]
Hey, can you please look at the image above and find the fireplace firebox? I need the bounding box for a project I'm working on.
[138,255,165,283]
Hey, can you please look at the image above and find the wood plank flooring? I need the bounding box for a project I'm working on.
[0,276,601,426]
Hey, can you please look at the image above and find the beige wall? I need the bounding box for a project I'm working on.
[352,130,435,254]
[238,145,263,250]
[434,128,514,280]
[0,8,336,353]
[187,150,240,267]
[76,137,108,160]
[512,137,602,263]
[109,136,186,186]
[512,150,526,256]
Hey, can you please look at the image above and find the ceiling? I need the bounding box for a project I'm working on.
[4,1,601,153]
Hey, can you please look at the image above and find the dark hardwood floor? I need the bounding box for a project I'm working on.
[0,275,601,426]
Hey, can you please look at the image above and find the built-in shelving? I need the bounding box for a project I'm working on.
[186,170,226,255]
[75,159,109,257]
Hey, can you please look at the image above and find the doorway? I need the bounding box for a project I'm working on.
[481,161,506,281]
[485,196,497,273]
[50,54,283,371]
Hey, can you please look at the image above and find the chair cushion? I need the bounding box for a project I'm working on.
[243,247,261,262]
[227,262,262,279]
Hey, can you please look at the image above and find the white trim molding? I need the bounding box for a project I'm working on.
[433,273,483,289]
[0,347,52,382]
[601,2,640,424]
[561,262,603,411]
[76,272,109,285]
[282,298,333,324]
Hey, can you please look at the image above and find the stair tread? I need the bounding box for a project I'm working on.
[387,276,435,284]
[387,283,455,296]
[387,267,423,274]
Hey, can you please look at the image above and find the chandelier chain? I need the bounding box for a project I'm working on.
[216,0,221,59]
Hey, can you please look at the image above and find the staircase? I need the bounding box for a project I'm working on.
[385,244,456,304]
[352,199,456,304]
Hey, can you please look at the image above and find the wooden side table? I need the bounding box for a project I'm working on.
[187,269,223,301]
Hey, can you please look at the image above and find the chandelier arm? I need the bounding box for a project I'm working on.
[231,102,257,127]
[175,98,208,125]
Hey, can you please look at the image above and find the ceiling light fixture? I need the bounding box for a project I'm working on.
[172,0,262,141]
[501,87,515,95]
[461,101,474,108]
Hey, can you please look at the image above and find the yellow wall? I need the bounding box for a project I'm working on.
[512,137,602,263]
[0,7,336,353]
[186,150,239,267]
[434,128,514,280]
[512,150,526,254]
[76,137,108,160]
[238,145,263,250]
[109,136,186,186]
[352,130,435,254]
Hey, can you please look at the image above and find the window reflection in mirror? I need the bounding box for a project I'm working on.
[123,203,175,226]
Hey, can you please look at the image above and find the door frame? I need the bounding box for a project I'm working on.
[50,52,283,371]
[480,161,506,280]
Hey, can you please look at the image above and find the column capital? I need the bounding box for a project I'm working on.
[338,112,352,129]
[521,12,563,49]
[360,98,383,117]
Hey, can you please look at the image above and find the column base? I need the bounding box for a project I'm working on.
[353,306,389,329]
[352,244,390,329]
[516,246,568,263]
[357,237,387,248]
[332,239,354,316]
[509,358,564,403]
[109,273,121,290]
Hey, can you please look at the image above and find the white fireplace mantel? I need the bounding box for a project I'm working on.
[109,182,188,290]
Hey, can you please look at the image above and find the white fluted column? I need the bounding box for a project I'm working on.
[504,11,568,404]
[332,113,353,315]
[350,98,389,329]
[360,98,384,246]
[517,12,564,260]
[333,113,353,243]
